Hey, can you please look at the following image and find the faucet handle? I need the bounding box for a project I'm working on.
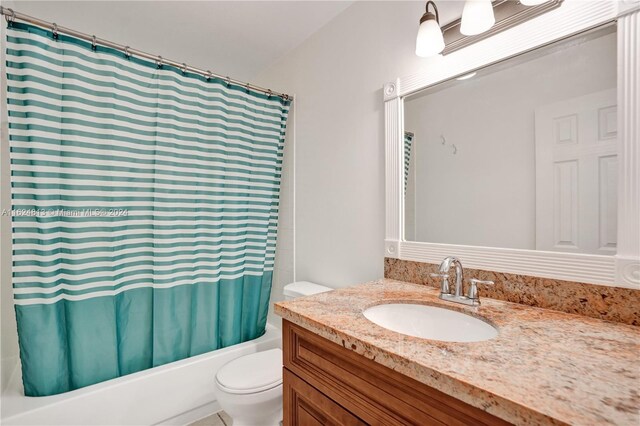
[467,278,494,300]
[430,272,449,279]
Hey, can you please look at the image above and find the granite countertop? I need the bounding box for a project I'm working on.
[274,279,640,426]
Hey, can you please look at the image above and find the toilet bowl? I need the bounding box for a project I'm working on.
[214,348,283,426]
[213,281,332,425]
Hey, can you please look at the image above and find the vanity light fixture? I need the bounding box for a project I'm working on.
[415,1,445,57]
[456,71,477,80]
[520,0,548,5]
[460,0,496,36]
[440,0,562,55]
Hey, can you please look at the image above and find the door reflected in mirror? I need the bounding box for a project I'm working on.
[403,25,617,255]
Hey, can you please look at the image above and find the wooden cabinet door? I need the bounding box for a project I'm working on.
[283,320,511,426]
[284,368,365,426]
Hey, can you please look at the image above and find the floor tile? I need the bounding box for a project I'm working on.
[189,412,225,426]
[218,411,232,425]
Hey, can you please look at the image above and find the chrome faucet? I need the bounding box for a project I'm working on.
[431,256,464,297]
[430,257,494,306]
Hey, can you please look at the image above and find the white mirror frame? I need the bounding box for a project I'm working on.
[384,0,639,289]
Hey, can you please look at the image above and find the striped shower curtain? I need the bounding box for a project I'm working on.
[6,22,290,396]
[404,132,414,193]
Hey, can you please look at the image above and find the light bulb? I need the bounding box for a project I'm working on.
[460,0,496,36]
[520,0,547,5]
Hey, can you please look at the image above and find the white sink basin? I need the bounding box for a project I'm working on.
[363,303,498,343]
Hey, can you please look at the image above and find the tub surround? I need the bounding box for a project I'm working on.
[275,279,640,425]
[385,258,640,326]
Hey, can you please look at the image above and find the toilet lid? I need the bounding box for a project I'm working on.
[215,348,283,394]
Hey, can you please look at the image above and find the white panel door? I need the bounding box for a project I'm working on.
[535,89,617,254]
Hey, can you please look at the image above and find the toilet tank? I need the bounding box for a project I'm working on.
[283,281,332,301]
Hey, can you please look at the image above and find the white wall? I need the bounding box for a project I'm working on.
[255,1,466,289]
[404,31,617,249]
[0,1,353,81]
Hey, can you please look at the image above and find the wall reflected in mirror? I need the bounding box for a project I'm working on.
[404,25,617,255]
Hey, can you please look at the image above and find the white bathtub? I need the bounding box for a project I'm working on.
[1,324,281,425]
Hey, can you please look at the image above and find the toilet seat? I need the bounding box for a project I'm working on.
[215,348,283,395]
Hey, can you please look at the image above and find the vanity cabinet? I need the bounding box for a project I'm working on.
[282,320,511,426]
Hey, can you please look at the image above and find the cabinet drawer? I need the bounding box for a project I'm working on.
[283,320,511,426]
[284,368,365,426]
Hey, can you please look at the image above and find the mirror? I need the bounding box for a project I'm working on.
[403,25,617,255]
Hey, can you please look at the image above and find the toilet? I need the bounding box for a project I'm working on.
[213,281,332,426]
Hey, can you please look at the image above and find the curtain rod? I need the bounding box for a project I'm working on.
[0,6,293,101]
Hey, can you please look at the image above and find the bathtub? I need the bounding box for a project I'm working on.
[1,324,281,425]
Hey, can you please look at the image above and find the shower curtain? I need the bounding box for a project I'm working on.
[6,22,290,396]
[404,131,414,193]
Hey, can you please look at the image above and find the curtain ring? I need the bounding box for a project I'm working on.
[245,83,251,94]
[124,46,131,58]
[205,70,212,81]
[181,63,187,75]
[267,89,272,99]
[225,76,231,87]
[52,23,59,40]
[4,8,16,26]
[156,56,163,69]
[91,35,97,51]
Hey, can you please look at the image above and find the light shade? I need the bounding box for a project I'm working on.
[520,0,547,5]
[416,17,445,57]
[460,0,496,36]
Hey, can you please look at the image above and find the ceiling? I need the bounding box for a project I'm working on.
[5,0,355,81]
